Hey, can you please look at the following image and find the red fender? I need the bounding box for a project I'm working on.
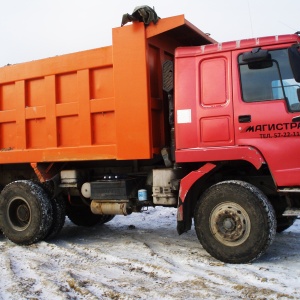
[177,163,217,222]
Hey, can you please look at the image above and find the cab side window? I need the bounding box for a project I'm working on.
[239,49,300,111]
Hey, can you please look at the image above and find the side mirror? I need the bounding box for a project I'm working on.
[242,47,270,63]
[288,45,300,82]
[248,60,273,70]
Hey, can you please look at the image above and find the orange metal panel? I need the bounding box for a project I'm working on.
[26,78,45,107]
[25,106,45,119]
[26,119,47,149]
[15,81,26,149]
[78,69,92,146]
[90,66,114,99]
[0,46,116,162]
[90,98,115,113]
[0,46,113,84]
[0,15,213,164]
[146,15,187,38]
[0,83,15,110]
[91,112,116,145]
[146,14,216,44]
[0,145,117,163]
[0,122,16,150]
[0,110,15,123]
[112,22,151,160]
[44,75,57,148]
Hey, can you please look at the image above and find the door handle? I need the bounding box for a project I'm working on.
[238,115,251,123]
[292,116,300,122]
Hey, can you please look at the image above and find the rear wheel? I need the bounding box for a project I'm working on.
[194,180,276,264]
[45,196,66,240]
[66,204,114,227]
[103,215,115,223]
[0,181,53,245]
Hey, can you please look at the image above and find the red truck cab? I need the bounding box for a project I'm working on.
[174,33,300,263]
[175,34,300,187]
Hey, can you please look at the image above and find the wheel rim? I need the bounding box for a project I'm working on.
[7,197,31,231]
[209,201,251,247]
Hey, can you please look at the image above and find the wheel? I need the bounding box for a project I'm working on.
[0,180,53,245]
[103,215,115,223]
[276,216,296,233]
[268,195,297,233]
[66,204,114,227]
[35,182,66,240]
[45,196,66,240]
[194,180,276,264]
[37,181,66,240]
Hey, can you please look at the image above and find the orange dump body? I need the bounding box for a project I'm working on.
[0,15,213,164]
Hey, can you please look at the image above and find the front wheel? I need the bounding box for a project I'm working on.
[194,180,276,264]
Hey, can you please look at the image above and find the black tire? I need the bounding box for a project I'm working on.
[194,180,276,264]
[276,216,296,233]
[66,204,114,227]
[268,195,297,233]
[45,196,66,240]
[103,215,115,223]
[0,180,53,245]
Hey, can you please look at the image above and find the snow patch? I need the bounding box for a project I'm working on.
[0,207,299,299]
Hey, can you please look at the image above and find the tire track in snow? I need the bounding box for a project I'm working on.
[55,227,278,295]
[0,208,299,299]
[0,243,27,298]
[128,234,295,300]
[0,244,65,299]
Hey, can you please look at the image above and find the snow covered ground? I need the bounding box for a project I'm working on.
[0,207,299,300]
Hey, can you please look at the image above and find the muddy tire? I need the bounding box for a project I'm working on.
[67,205,114,227]
[194,180,276,264]
[45,196,66,240]
[0,181,53,245]
[103,215,115,223]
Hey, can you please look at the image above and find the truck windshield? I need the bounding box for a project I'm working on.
[239,48,300,111]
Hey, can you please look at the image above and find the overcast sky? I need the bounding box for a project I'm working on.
[0,0,299,66]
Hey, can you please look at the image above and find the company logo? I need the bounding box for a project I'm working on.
[245,123,300,132]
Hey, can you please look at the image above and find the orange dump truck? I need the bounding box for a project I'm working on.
[0,13,214,246]
[1,8,300,264]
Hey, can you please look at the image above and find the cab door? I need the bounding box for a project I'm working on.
[175,51,234,151]
[232,47,300,187]
[197,53,234,148]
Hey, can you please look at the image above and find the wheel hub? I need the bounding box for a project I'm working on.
[223,217,235,230]
[210,202,251,247]
[16,204,30,223]
[8,198,31,231]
